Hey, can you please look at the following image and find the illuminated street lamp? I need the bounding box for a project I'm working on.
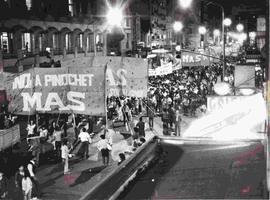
[223,18,232,27]
[213,29,220,37]
[198,26,207,35]
[198,26,206,48]
[106,6,123,26]
[236,23,244,32]
[173,21,183,32]
[249,32,256,39]
[179,0,192,9]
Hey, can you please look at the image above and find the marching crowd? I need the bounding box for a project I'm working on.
[1,61,239,200]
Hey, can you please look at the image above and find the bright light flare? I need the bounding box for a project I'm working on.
[198,26,207,35]
[106,6,123,26]
[182,94,267,141]
[223,18,232,26]
[213,29,220,36]
[249,32,256,39]
[173,21,183,32]
[236,23,244,32]
[179,0,192,9]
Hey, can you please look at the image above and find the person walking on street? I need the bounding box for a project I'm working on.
[53,126,62,161]
[175,108,182,136]
[61,139,72,174]
[27,157,40,199]
[14,165,25,199]
[97,134,110,166]
[136,117,145,138]
[148,103,155,130]
[78,128,92,159]
[0,172,8,199]
[22,172,32,200]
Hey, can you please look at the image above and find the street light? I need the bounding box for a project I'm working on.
[179,0,192,9]
[223,18,232,27]
[236,23,244,32]
[213,29,220,37]
[173,21,183,32]
[106,6,123,27]
[198,26,207,35]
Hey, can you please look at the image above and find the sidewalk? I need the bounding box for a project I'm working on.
[35,114,198,200]
[37,121,155,200]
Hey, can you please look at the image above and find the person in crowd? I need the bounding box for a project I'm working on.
[97,134,110,166]
[161,108,169,135]
[15,165,25,194]
[28,138,41,166]
[39,126,48,139]
[168,105,175,130]
[122,102,130,125]
[49,121,57,136]
[4,115,11,129]
[0,171,8,199]
[136,117,145,138]
[78,128,92,159]
[21,171,32,200]
[53,126,63,160]
[175,107,182,137]
[26,120,36,138]
[118,153,126,165]
[148,102,155,130]
[27,157,40,199]
[61,139,72,174]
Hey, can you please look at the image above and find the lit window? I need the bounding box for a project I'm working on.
[52,33,57,49]
[65,33,71,50]
[0,32,9,53]
[126,18,130,27]
[79,34,83,48]
[22,33,31,52]
[25,0,32,11]
[68,0,74,16]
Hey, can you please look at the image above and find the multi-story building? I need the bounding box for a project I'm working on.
[0,0,134,71]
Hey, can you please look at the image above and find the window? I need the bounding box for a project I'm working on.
[38,33,45,52]
[126,18,130,27]
[86,36,89,51]
[52,33,57,49]
[22,33,31,52]
[89,33,94,52]
[68,0,74,16]
[25,0,32,11]
[0,32,9,53]
[65,33,72,51]
[79,33,83,49]
[126,33,130,49]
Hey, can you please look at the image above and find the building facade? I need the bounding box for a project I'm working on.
[0,0,134,70]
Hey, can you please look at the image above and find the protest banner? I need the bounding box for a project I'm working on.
[148,62,173,76]
[181,51,220,67]
[3,66,105,116]
[91,56,148,97]
[0,124,20,151]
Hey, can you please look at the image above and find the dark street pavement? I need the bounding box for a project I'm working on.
[119,140,267,199]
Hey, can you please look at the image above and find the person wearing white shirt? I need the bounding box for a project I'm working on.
[61,139,72,174]
[26,120,36,137]
[97,134,110,165]
[78,128,91,159]
[22,174,32,200]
